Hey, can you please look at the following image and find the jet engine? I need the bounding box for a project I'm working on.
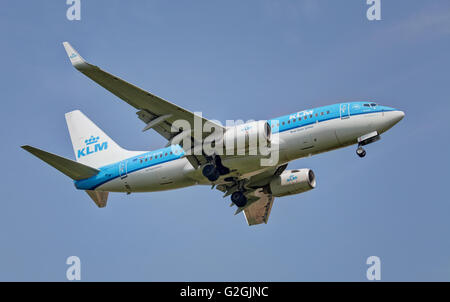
[269,169,316,197]
[222,120,271,154]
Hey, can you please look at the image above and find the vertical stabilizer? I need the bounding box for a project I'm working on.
[65,110,144,168]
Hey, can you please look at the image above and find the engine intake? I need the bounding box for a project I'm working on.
[269,169,316,197]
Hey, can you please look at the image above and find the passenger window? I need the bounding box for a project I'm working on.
[315,113,318,117]
[321,112,324,115]
[327,111,330,114]
[150,157,152,160]
[310,115,313,118]
[282,122,285,125]
[145,158,147,162]
[304,116,307,120]
[140,160,143,163]
[293,119,296,122]
[287,120,290,124]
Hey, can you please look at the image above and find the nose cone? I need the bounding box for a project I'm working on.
[391,110,405,124]
[382,109,405,132]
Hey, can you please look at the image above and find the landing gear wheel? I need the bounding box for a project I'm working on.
[356,146,366,158]
[231,191,248,207]
[202,164,220,182]
[208,169,220,182]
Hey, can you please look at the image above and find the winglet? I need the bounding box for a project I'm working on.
[62,42,87,68]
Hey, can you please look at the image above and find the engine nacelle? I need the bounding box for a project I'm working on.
[269,169,316,197]
[223,120,272,154]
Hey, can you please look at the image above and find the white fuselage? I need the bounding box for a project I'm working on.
[94,107,404,193]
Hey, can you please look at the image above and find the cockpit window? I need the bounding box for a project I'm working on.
[370,103,377,107]
[363,104,371,107]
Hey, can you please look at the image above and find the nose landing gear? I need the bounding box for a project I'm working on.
[356,146,366,158]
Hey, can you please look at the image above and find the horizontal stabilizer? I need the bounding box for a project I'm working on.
[21,145,99,180]
[85,190,108,208]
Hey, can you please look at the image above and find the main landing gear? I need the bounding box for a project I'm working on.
[356,145,366,158]
[231,191,248,207]
[202,155,231,182]
[202,164,220,182]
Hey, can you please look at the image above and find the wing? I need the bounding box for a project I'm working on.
[62,42,225,144]
[243,190,275,226]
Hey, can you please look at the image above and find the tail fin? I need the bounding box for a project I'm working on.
[65,110,144,168]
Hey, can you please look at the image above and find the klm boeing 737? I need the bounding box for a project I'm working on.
[21,42,405,226]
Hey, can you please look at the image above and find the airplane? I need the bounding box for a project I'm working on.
[21,42,405,226]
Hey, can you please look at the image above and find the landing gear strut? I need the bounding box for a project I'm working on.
[356,146,366,158]
[231,191,248,207]
[201,155,230,182]
[202,164,220,182]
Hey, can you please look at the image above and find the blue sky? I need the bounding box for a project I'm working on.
[1,1,450,281]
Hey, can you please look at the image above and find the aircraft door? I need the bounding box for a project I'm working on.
[119,160,128,179]
[340,103,350,119]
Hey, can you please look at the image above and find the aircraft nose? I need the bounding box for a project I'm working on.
[392,110,405,123]
[385,109,405,128]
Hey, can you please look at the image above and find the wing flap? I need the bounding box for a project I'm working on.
[243,191,275,226]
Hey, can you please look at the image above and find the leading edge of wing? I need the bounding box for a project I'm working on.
[61,42,225,134]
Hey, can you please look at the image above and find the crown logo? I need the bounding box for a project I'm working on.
[85,135,100,145]
[287,175,298,182]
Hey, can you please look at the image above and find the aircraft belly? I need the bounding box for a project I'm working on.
[280,122,338,160]
[96,177,124,192]
[128,159,196,192]
[97,158,196,193]
[222,155,270,172]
